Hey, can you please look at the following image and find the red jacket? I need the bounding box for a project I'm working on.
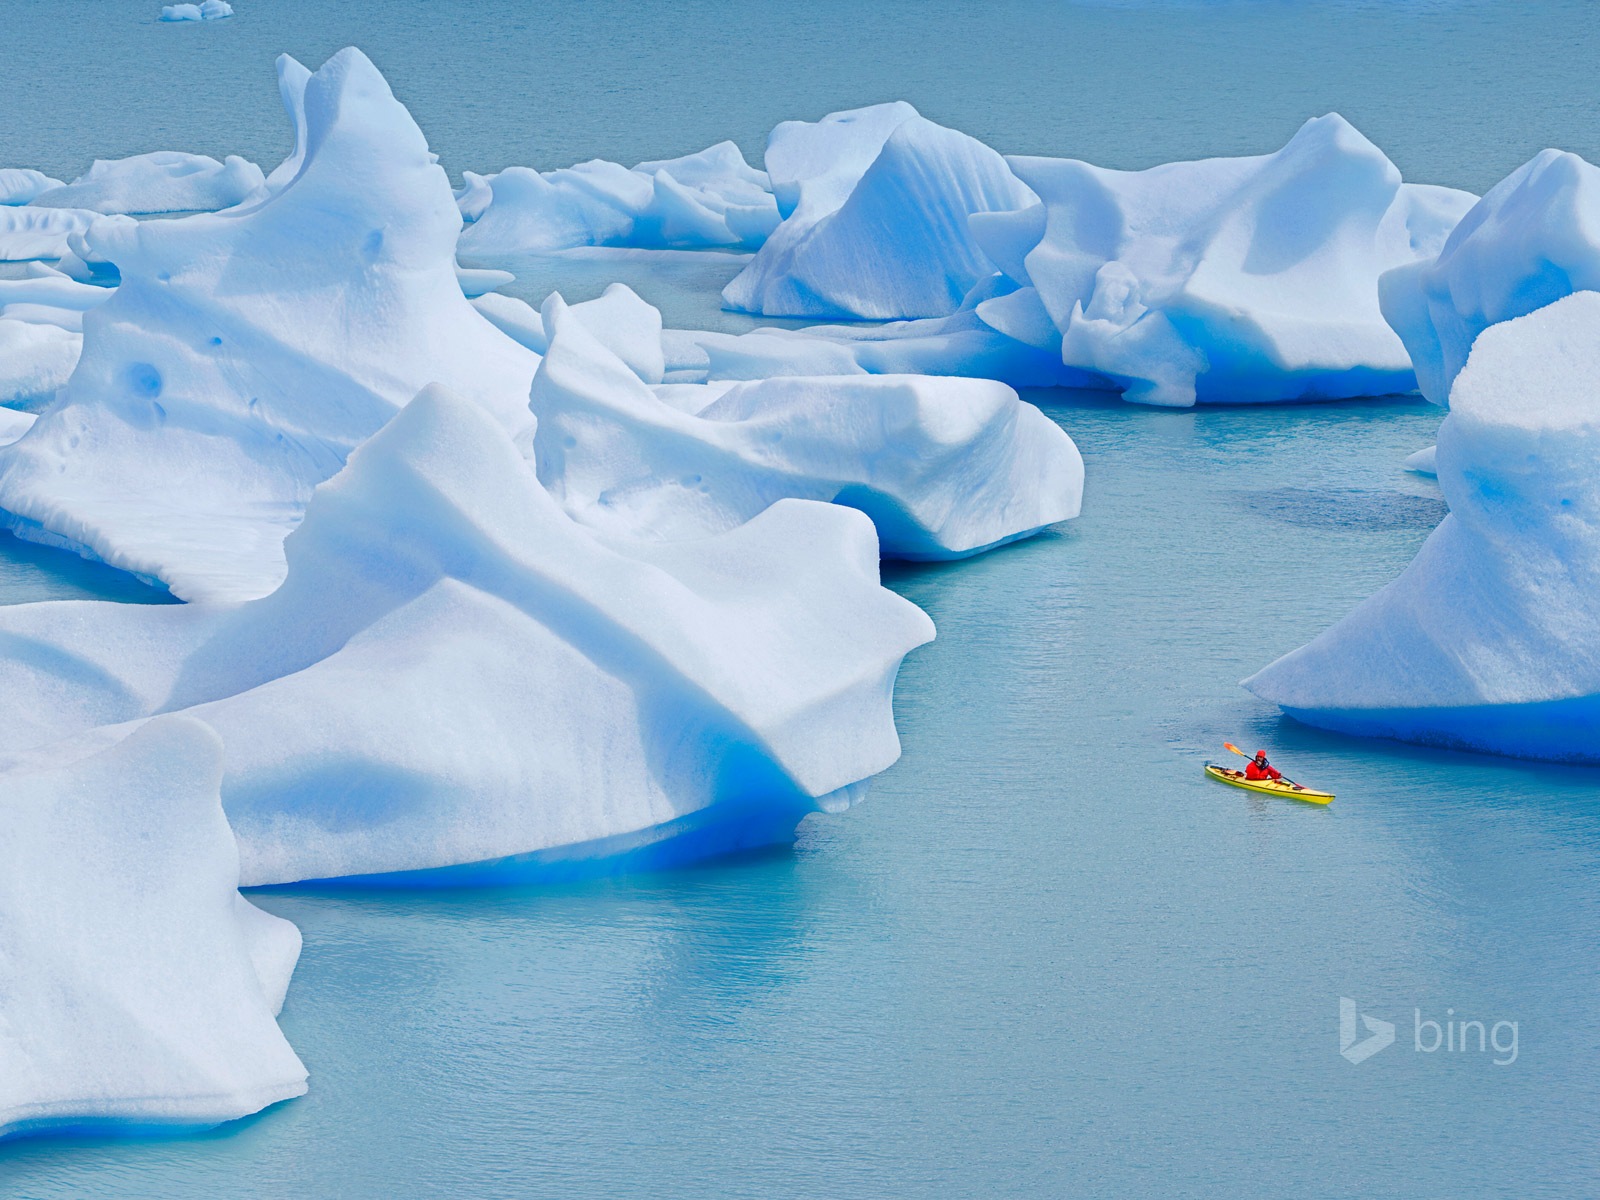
[1245,760,1281,781]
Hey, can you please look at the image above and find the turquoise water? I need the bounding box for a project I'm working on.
[3,2,1599,1196]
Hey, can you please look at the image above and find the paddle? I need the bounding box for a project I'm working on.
[1222,742,1305,790]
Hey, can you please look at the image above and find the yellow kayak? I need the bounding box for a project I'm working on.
[1205,763,1333,804]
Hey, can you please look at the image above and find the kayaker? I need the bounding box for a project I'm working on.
[1245,750,1282,782]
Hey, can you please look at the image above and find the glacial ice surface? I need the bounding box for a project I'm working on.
[0,48,539,602]
[1245,291,1600,761]
[0,385,933,885]
[30,151,265,215]
[0,717,306,1140]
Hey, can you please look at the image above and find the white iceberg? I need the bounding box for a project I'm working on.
[1403,445,1437,477]
[1245,291,1600,762]
[531,296,1082,556]
[0,169,65,206]
[160,0,232,20]
[0,48,539,602]
[1379,149,1600,407]
[0,717,306,1141]
[0,385,933,885]
[30,151,265,215]
[988,115,1477,406]
[723,104,1035,320]
[457,141,779,257]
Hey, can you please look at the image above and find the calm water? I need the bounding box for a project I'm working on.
[3,2,1599,1197]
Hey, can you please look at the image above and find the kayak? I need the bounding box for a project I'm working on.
[1204,763,1333,804]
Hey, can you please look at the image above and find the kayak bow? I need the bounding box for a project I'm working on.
[1204,762,1333,804]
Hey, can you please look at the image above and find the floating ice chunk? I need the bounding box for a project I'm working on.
[458,160,650,256]
[723,111,1035,319]
[531,301,1082,556]
[1000,115,1476,406]
[1403,445,1437,477]
[632,141,780,250]
[0,48,539,602]
[160,0,231,19]
[0,169,65,206]
[1379,150,1600,407]
[0,385,933,884]
[30,151,266,215]
[1245,292,1600,761]
[458,142,778,256]
[0,717,306,1141]
[0,206,99,261]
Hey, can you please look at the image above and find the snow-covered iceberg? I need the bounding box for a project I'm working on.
[1245,291,1600,761]
[1379,149,1600,407]
[0,169,65,206]
[987,115,1477,406]
[532,295,1082,555]
[0,384,933,885]
[30,151,265,215]
[0,48,539,602]
[457,141,779,256]
[723,103,1035,320]
[0,717,306,1141]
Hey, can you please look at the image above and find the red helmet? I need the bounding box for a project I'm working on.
[1255,750,1267,758]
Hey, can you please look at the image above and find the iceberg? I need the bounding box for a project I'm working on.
[0,48,540,602]
[723,104,1036,320]
[0,168,65,206]
[0,385,934,885]
[1403,445,1437,477]
[531,296,1082,555]
[1379,149,1600,407]
[457,141,779,257]
[0,717,306,1141]
[1245,292,1600,762]
[992,115,1477,406]
[160,0,232,20]
[30,151,265,215]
